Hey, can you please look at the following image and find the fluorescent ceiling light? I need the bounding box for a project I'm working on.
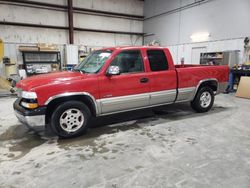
[190,32,210,42]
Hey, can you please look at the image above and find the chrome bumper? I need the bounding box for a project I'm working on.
[15,111,45,127]
[13,98,47,128]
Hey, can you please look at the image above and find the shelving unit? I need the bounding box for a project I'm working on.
[200,52,224,66]
[21,51,61,76]
[200,51,240,67]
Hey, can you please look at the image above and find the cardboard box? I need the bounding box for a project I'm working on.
[18,46,39,51]
[236,76,250,99]
[19,44,59,52]
[38,43,59,51]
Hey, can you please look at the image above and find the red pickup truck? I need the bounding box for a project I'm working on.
[14,46,229,138]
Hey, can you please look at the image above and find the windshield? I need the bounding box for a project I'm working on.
[73,50,112,73]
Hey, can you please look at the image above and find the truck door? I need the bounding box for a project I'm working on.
[144,49,177,105]
[98,50,150,114]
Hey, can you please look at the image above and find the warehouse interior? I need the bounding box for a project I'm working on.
[0,0,250,187]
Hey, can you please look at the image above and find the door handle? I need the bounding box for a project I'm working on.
[140,77,149,83]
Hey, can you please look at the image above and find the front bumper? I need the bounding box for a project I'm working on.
[13,98,47,128]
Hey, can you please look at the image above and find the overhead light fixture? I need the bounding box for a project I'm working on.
[190,32,210,42]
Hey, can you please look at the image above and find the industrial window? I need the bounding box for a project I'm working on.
[147,50,168,71]
[110,50,144,74]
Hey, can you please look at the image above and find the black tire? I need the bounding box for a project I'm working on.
[191,87,214,113]
[50,100,91,138]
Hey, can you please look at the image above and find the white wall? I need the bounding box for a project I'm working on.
[168,38,244,65]
[144,0,250,64]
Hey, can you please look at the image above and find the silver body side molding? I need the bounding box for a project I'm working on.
[150,90,176,105]
[176,87,196,102]
[97,93,150,114]
[97,89,178,115]
[98,101,174,116]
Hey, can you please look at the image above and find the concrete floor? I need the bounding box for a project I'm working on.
[0,94,250,188]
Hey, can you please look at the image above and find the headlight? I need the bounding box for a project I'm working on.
[21,91,37,99]
[20,91,38,109]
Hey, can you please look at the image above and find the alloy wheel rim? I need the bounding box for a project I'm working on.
[59,108,84,133]
[200,91,212,108]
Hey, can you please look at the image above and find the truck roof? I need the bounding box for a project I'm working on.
[100,46,168,51]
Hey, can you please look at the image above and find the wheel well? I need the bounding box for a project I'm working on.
[45,95,96,124]
[198,80,218,93]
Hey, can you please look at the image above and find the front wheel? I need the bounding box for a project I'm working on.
[50,101,91,138]
[191,87,215,113]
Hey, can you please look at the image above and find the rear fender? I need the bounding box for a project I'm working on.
[193,78,219,100]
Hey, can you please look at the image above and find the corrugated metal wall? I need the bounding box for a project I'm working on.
[0,0,144,69]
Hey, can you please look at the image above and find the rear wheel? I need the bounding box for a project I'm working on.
[50,101,91,138]
[191,87,214,113]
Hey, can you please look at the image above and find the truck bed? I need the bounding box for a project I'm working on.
[175,64,229,89]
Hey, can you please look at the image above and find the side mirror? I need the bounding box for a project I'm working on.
[106,66,120,76]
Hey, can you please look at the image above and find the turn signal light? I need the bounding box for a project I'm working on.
[21,101,39,109]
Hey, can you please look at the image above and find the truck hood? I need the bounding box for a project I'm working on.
[17,71,86,91]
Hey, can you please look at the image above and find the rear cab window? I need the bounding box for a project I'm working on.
[147,50,169,71]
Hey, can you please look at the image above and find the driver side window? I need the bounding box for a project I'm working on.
[110,50,144,74]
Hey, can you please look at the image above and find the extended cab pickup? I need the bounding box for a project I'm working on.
[14,46,229,138]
